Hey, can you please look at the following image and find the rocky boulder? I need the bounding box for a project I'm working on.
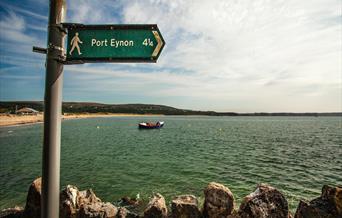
[116,207,128,218]
[78,189,102,206]
[116,207,140,218]
[120,197,140,207]
[60,185,80,217]
[143,193,168,218]
[60,186,117,218]
[171,195,202,218]
[0,206,24,218]
[294,185,342,218]
[203,182,235,218]
[238,184,289,218]
[23,177,42,218]
[78,202,118,218]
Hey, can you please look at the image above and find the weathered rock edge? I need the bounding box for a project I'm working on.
[1,177,341,218]
[294,185,342,218]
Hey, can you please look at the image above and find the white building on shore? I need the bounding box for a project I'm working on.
[15,107,39,115]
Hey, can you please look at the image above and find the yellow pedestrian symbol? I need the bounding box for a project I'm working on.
[69,32,83,55]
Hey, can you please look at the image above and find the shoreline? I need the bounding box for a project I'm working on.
[1,113,340,128]
[0,113,163,128]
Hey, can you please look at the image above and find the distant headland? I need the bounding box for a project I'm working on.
[0,101,341,117]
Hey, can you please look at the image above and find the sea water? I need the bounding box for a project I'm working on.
[0,116,341,211]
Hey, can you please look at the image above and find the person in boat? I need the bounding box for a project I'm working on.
[156,122,160,126]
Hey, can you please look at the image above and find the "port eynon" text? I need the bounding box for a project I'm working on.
[91,39,134,48]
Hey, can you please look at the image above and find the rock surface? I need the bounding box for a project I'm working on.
[203,182,235,218]
[60,185,80,217]
[17,177,120,218]
[143,193,168,218]
[78,202,118,218]
[116,207,140,218]
[78,189,102,206]
[171,195,202,218]
[23,177,42,218]
[120,197,140,207]
[238,184,289,218]
[0,206,24,218]
[4,177,342,218]
[60,186,117,218]
[294,185,342,218]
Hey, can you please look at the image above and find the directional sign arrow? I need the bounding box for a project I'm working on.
[152,30,163,58]
[63,24,165,64]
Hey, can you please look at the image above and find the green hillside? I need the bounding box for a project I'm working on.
[0,101,340,116]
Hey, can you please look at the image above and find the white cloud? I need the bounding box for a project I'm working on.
[117,0,341,111]
[0,1,48,21]
[0,10,26,31]
[1,0,341,112]
[67,0,123,23]
[0,9,42,47]
[0,10,45,76]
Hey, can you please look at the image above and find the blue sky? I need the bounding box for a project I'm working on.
[0,0,341,112]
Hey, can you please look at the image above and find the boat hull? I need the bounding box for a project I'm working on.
[138,122,164,129]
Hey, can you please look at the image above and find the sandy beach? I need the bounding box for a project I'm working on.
[0,113,162,127]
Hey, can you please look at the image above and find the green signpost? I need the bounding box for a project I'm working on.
[64,24,165,63]
[33,2,166,217]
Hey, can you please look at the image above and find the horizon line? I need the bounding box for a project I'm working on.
[0,100,341,114]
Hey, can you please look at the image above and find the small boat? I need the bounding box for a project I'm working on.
[138,121,164,129]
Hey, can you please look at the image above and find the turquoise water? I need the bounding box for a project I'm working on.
[0,116,341,211]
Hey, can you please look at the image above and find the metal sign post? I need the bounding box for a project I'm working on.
[42,0,66,217]
[33,1,165,217]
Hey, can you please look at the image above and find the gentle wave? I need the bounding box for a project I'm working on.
[0,116,341,211]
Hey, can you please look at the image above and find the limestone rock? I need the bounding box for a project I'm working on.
[23,177,42,218]
[116,207,139,218]
[61,186,117,218]
[60,185,80,218]
[78,189,102,206]
[171,195,202,218]
[294,185,342,218]
[0,206,24,218]
[120,196,140,207]
[116,207,128,218]
[321,185,342,215]
[143,193,167,218]
[20,177,115,218]
[238,184,289,218]
[203,182,235,218]
[78,202,118,218]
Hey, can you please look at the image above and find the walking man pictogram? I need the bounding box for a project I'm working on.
[69,32,83,55]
